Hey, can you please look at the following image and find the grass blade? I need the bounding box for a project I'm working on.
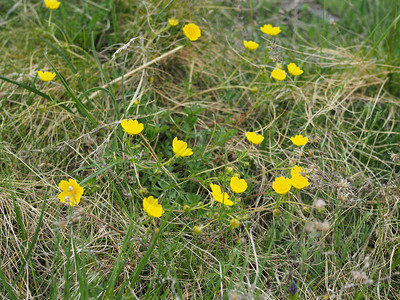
[116,210,172,298]
[46,59,98,126]
[0,75,74,114]
[0,268,18,300]
[0,75,52,101]
[14,192,48,283]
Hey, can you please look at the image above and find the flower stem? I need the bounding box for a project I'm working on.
[48,10,52,28]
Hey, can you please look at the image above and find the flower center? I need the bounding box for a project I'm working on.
[68,186,74,191]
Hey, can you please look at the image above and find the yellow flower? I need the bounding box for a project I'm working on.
[290,174,309,189]
[290,135,309,146]
[230,176,248,193]
[44,0,61,9]
[272,177,292,194]
[287,63,304,76]
[271,68,286,81]
[143,196,164,218]
[210,183,233,206]
[289,165,310,189]
[134,99,139,105]
[230,218,241,229]
[260,24,281,36]
[169,17,179,26]
[243,40,259,51]
[37,71,56,82]
[245,132,264,145]
[182,23,201,41]
[57,179,84,207]
[290,165,306,177]
[121,119,144,135]
[172,137,193,157]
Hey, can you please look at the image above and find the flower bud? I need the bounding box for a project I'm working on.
[226,167,234,175]
[273,208,281,216]
[193,225,202,235]
[139,187,148,195]
[250,86,258,93]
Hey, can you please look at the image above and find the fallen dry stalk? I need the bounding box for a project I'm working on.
[89,45,184,99]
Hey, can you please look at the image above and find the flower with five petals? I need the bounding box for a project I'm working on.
[245,132,264,145]
[210,183,233,206]
[38,71,56,81]
[121,119,144,135]
[183,23,201,41]
[172,137,193,157]
[44,0,61,9]
[230,176,248,193]
[57,179,84,207]
[143,196,164,218]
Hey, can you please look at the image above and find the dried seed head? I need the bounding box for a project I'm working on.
[304,223,315,233]
[314,199,327,211]
[390,153,400,162]
[55,220,67,230]
[337,178,350,190]
[338,192,348,203]
[315,221,331,233]
[352,271,369,283]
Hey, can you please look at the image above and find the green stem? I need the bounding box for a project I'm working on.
[159,156,176,167]
[48,10,52,28]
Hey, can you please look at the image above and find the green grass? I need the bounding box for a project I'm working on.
[1,0,400,299]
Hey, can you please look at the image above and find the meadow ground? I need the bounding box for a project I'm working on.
[1,0,400,299]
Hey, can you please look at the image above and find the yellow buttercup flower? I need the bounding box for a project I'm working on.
[230,176,248,193]
[182,23,201,41]
[57,179,84,207]
[272,177,292,194]
[245,132,264,145]
[37,71,56,82]
[290,135,309,146]
[271,68,286,81]
[260,24,281,36]
[290,174,309,189]
[210,183,233,206]
[121,119,144,135]
[169,17,179,26]
[291,165,306,177]
[44,0,61,9]
[243,40,259,51]
[172,137,193,157]
[287,63,304,76]
[143,196,164,218]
